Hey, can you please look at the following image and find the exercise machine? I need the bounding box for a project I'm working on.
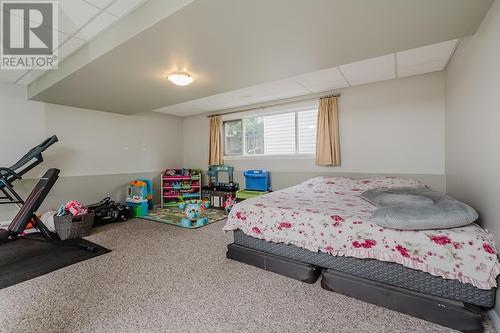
[0,168,97,253]
[0,135,58,206]
[0,168,102,292]
[0,168,59,242]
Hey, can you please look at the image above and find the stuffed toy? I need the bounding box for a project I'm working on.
[179,200,210,227]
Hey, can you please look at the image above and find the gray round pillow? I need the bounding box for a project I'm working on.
[362,188,478,230]
[375,193,434,207]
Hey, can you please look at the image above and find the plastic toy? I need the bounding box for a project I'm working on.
[179,200,210,228]
[207,165,239,191]
[222,195,236,213]
[57,200,88,217]
[88,197,132,226]
[165,169,177,177]
[138,178,154,210]
[244,169,270,191]
[126,180,150,217]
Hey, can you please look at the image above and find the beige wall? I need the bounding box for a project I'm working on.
[0,82,183,221]
[183,72,446,190]
[445,0,500,319]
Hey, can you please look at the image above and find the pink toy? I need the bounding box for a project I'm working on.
[65,200,88,216]
[222,195,236,213]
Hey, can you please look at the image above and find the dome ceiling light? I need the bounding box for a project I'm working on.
[167,72,194,86]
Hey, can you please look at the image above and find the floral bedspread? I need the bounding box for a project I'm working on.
[224,176,500,289]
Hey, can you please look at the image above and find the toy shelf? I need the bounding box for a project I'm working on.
[163,176,193,181]
[163,185,200,190]
[161,169,202,208]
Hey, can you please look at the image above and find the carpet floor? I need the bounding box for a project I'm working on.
[0,219,495,333]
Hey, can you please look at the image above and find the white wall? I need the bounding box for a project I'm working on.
[1,68,446,210]
[183,72,446,185]
[445,0,500,319]
[0,82,183,178]
[0,82,183,221]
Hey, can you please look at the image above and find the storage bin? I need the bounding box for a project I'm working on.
[236,189,269,201]
[244,170,270,191]
[54,212,95,240]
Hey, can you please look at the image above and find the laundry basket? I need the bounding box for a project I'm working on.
[54,212,95,240]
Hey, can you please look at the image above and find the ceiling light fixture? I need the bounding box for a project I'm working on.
[167,72,194,86]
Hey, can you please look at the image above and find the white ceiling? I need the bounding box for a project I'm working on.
[155,39,459,117]
[28,0,492,115]
[0,0,149,86]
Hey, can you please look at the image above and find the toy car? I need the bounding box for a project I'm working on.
[87,197,132,226]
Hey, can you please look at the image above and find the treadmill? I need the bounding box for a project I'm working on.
[0,135,58,206]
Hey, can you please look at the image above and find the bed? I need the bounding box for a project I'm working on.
[224,176,500,332]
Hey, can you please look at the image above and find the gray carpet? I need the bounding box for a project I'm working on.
[0,219,495,333]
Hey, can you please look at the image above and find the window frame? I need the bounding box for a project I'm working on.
[222,118,243,156]
[222,104,318,159]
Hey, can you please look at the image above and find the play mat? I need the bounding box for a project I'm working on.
[140,207,228,229]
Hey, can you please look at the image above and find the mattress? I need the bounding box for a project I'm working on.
[224,176,500,290]
[233,230,496,308]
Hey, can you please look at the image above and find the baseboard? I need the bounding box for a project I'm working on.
[488,309,500,332]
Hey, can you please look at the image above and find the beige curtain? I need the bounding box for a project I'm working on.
[315,96,341,166]
[208,116,224,165]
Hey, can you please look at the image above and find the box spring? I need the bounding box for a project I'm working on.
[233,230,496,308]
[227,244,320,283]
[321,269,483,333]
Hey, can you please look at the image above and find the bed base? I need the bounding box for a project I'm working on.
[321,269,483,333]
[227,244,320,283]
[227,243,484,332]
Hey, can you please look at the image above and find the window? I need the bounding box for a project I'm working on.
[223,108,317,156]
[224,120,242,155]
[244,117,264,155]
[297,109,317,154]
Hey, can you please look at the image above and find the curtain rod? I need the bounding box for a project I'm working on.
[207,90,340,118]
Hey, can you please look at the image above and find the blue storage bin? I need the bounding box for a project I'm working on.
[244,170,270,191]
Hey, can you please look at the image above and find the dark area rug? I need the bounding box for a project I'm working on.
[0,235,110,290]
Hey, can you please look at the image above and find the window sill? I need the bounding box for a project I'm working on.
[224,154,314,161]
